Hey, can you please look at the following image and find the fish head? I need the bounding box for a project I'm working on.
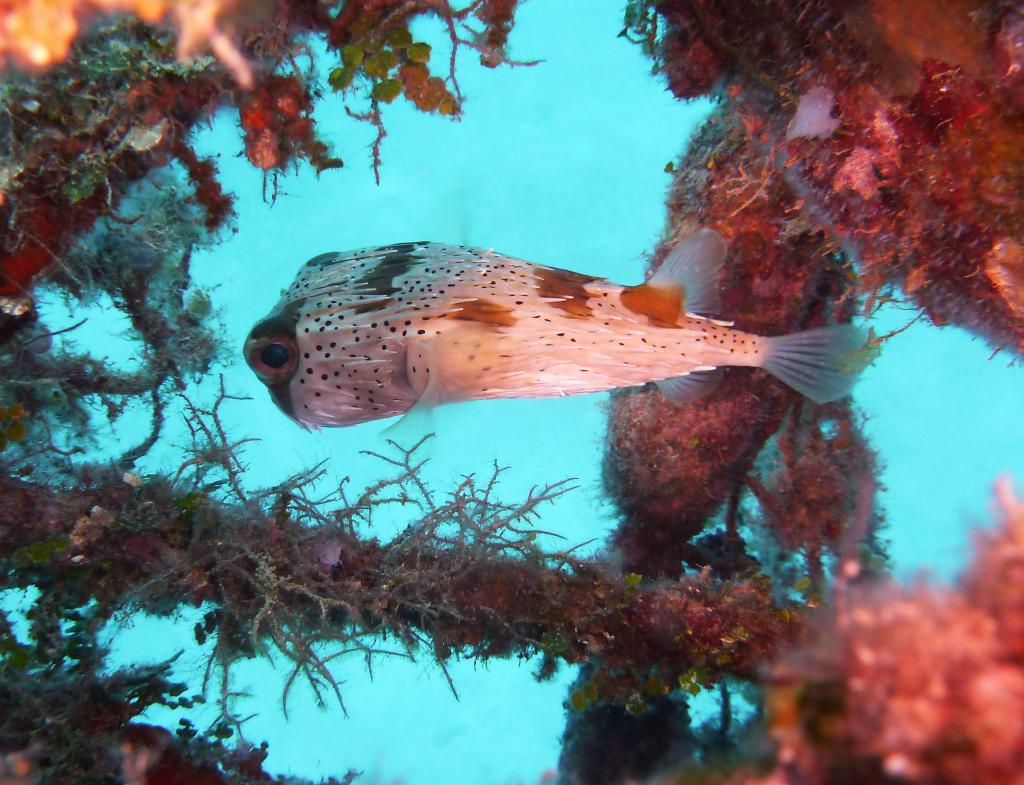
[243,303,308,426]
[246,243,513,429]
[244,288,417,429]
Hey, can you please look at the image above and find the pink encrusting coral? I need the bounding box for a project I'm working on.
[964,479,1024,666]
[756,480,1024,785]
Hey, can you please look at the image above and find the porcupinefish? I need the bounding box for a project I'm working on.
[244,229,864,428]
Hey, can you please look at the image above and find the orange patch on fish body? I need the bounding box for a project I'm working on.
[448,298,518,326]
[533,266,597,318]
[619,282,686,327]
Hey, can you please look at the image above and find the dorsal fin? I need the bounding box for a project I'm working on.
[649,228,726,317]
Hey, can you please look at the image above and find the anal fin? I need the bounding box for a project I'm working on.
[655,367,723,403]
[381,398,436,443]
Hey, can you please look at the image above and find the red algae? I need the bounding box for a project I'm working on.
[605,372,793,576]
[476,0,519,67]
[0,30,236,302]
[237,75,341,173]
[747,400,879,557]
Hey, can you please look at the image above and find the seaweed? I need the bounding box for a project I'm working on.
[0,387,799,782]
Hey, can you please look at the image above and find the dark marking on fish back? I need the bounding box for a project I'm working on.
[306,252,342,268]
[355,248,422,296]
[448,298,517,327]
[534,267,597,319]
[248,300,301,341]
[620,282,685,327]
[387,242,429,254]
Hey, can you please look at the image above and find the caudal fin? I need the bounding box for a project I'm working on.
[761,324,867,403]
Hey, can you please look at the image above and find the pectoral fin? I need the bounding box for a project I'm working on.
[381,340,443,439]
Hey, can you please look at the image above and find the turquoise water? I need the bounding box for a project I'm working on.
[20,1,1024,782]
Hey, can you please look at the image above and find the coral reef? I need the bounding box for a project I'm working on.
[576,105,879,781]
[644,479,1024,785]
[572,0,1024,778]
[567,1,1022,780]
[604,104,871,574]
[0,407,799,708]
[0,394,800,783]
[0,165,223,477]
[0,650,305,785]
[634,0,1024,356]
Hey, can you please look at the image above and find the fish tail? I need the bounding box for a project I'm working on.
[760,324,867,403]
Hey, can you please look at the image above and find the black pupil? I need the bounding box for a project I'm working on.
[260,343,291,369]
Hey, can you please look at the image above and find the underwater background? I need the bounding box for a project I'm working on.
[3,1,1024,784]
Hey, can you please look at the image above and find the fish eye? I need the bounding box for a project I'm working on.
[260,342,291,369]
[246,336,298,383]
